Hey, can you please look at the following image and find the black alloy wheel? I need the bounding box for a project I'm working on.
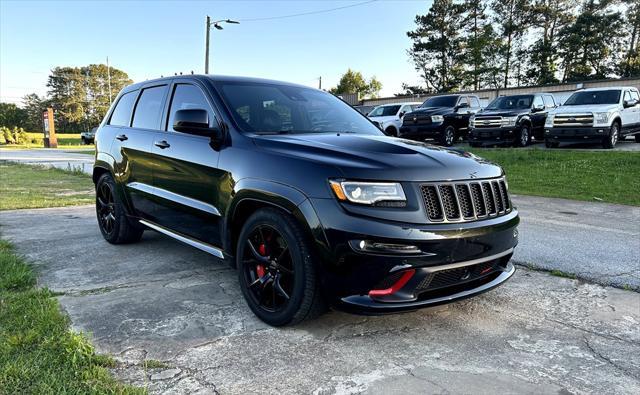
[441,126,456,146]
[516,125,530,147]
[237,208,325,326]
[95,173,144,244]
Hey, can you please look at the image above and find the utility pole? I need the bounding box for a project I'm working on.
[205,16,211,74]
[106,56,112,104]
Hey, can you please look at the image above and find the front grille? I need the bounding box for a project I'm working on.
[403,114,432,125]
[553,113,593,127]
[416,260,497,291]
[420,177,511,223]
[474,116,502,128]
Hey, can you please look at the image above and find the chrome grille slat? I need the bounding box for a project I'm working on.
[474,116,502,128]
[420,177,510,223]
[553,113,593,127]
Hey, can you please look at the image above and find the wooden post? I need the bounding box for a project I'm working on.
[42,108,57,148]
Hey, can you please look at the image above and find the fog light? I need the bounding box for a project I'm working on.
[350,240,421,255]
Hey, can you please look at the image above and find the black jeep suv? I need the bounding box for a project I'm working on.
[399,94,482,146]
[93,75,519,326]
[469,94,557,147]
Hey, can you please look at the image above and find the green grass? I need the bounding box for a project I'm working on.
[0,239,143,394]
[0,163,94,210]
[470,149,640,206]
[0,132,93,149]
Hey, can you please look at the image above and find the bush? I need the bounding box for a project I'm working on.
[0,127,31,145]
[1,126,13,144]
[14,127,29,145]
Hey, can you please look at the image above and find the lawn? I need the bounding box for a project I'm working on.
[0,163,95,210]
[0,132,93,149]
[470,148,640,206]
[0,239,143,394]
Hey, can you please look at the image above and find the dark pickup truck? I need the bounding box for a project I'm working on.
[399,94,482,146]
[468,93,557,147]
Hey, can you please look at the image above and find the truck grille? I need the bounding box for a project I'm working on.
[553,113,593,127]
[473,116,502,128]
[420,177,511,223]
[403,114,432,125]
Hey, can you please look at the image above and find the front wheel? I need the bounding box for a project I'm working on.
[236,208,326,326]
[602,122,620,149]
[96,173,144,244]
[515,125,531,147]
[440,126,456,146]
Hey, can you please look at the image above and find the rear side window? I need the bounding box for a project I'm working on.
[132,85,168,130]
[167,84,215,132]
[109,91,137,126]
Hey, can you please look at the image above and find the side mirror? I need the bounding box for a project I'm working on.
[398,111,405,117]
[456,102,469,111]
[173,109,220,138]
[623,99,637,108]
[532,103,545,112]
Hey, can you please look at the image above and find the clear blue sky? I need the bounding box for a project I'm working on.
[0,0,432,105]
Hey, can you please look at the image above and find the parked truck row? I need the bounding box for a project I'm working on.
[365,87,640,149]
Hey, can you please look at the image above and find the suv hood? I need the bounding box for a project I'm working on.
[552,104,619,114]
[254,133,502,181]
[409,107,452,116]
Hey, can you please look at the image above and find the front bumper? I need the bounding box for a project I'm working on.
[545,127,607,143]
[469,127,517,145]
[309,198,519,314]
[399,123,446,140]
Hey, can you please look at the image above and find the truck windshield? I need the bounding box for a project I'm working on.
[368,105,400,117]
[486,95,533,110]
[563,90,621,105]
[420,96,458,108]
[215,81,382,135]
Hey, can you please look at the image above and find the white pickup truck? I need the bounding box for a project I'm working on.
[544,87,640,148]
[367,102,422,137]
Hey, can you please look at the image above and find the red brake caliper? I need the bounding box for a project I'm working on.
[256,243,267,278]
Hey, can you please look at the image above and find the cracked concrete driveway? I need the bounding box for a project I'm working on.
[0,201,639,394]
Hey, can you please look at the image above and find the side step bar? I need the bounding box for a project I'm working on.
[139,219,225,259]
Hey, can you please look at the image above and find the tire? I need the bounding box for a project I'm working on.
[385,126,398,137]
[96,173,144,244]
[80,137,86,145]
[440,126,456,146]
[545,140,559,148]
[635,134,640,143]
[602,122,620,149]
[515,124,531,147]
[236,208,326,326]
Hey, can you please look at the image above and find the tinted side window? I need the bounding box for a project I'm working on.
[132,85,168,130]
[109,91,137,126]
[470,97,480,108]
[167,84,215,132]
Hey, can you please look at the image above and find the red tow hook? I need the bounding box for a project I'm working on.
[368,269,416,298]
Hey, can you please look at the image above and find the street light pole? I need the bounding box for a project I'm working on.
[204,16,239,74]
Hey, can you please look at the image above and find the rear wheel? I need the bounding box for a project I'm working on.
[602,122,620,149]
[385,126,398,137]
[236,208,325,326]
[96,173,144,244]
[545,140,559,148]
[440,126,456,146]
[469,142,482,148]
[515,124,531,147]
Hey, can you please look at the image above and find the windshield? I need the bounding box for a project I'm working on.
[421,96,458,108]
[563,90,621,106]
[215,81,382,135]
[368,105,400,117]
[486,95,533,110]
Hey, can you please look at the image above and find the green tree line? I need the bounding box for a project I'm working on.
[404,0,640,94]
[0,64,131,132]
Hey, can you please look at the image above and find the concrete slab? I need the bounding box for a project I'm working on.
[0,204,639,394]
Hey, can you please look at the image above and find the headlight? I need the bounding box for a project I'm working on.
[329,180,406,205]
[501,116,518,127]
[545,114,554,127]
[431,115,444,123]
[594,112,610,125]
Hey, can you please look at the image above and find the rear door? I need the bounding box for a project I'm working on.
[109,86,165,220]
[151,80,225,247]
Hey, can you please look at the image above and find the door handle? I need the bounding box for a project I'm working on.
[116,134,128,141]
[154,140,170,149]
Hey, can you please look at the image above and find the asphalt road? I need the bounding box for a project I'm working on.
[0,202,638,394]
[0,148,94,174]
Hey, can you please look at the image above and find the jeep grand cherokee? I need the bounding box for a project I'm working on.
[93,75,519,326]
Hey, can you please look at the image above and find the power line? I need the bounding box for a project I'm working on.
[238,0,378,22]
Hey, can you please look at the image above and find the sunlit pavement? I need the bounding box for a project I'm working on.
[0,200,638,394]
[0,148,94,174]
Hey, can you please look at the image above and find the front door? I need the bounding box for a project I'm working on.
[530,95,547,138]
[151,81,225,247]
